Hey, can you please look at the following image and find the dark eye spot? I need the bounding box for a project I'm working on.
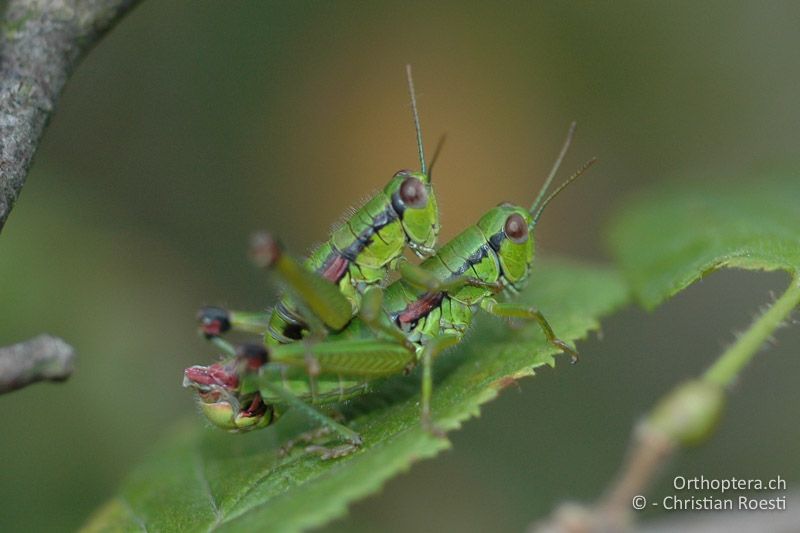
[504,213,528,244]
[399,177,428,208]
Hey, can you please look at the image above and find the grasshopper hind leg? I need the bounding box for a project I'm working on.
[279,422,360,460]
[197,306,271,338]
[419,333,461,437]
[305,442,361,460]
[281,419,362,460]
[261,380,363,459]
[278,420,361,460]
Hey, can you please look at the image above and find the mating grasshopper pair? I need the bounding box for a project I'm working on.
[183,66,593,458]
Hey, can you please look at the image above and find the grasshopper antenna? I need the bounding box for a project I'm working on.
[406,64,427,176]
[427,134,447,181]
[530,121,576,215]
[531,157,597,227]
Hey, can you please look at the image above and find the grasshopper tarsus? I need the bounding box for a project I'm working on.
[552,339,579,364]
[305,441,362,460]
[279,426,335,457]
[249,231,282,269]
[421,417,446,439]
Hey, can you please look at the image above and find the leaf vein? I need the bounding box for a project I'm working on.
[194,452,222,530]
[119,496,149,533]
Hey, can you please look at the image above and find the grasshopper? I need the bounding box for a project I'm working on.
[197,65,440,347]
[185,123,595,458]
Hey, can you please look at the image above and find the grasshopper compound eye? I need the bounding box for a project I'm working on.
[504,213,529,244]
[399,176,428,209]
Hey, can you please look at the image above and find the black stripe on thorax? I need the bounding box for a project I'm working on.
[332,201,400,262]
[273,199,402,341]
[488,230,505,252]
[451,243,492,277]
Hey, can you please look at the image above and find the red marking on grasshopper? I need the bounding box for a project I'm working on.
[396,292,445,327]
[201,320,224,337]
[243,393,267,417]
[184,363,238,389]
[321,254,350,283]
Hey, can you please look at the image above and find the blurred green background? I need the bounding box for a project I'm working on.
[2,2,799,531]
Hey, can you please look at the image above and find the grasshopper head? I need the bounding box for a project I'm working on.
[478,204,535,287]
[388,66,441,258]
[385,170,439,257]
[184,361,277,432]
[477,123,596,289]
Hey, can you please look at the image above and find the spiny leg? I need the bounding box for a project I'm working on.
[419,333,461,435]
[305,442,363,460]
[480,298,578,363]
[260,379,362,459]
[278,425,332,457]
[268,299,415,400]
[269,331,459,436]
[268,337,414,377]
[278,410,350,458]
[300,339,322,402]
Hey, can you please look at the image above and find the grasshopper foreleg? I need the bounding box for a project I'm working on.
[480,298,578,363]
[358,286,417,351]
[397,259,503,294]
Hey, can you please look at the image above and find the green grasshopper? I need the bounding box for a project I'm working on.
[185,124,595,458]
[197,65,440,347]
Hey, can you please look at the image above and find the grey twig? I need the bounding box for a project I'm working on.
[0,334,75,393]
[532,280,800,533]
[0,0,141,233]
[0,0,141,392]
[530,424,677,533]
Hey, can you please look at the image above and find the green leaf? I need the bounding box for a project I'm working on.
[82,261,628,533]
[608,178,800,309]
